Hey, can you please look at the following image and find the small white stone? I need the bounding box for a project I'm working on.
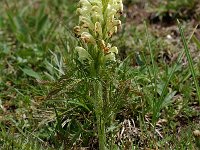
[166,34,172,40]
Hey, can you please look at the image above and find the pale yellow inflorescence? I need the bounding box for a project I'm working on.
[74,0,123,62]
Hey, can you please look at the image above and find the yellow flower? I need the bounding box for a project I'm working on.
[80,32,96,44]
[109,46,118,54]
[95,22,103,38]
[75,0,123,63]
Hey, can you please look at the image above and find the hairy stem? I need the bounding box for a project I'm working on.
[94,80,106,150]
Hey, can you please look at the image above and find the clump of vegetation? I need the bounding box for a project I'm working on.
[0,0,200,149]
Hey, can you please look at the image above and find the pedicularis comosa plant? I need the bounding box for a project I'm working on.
[74,0,123,149]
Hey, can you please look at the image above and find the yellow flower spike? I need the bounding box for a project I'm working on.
[75,0,123,63]
[74,1,124,149]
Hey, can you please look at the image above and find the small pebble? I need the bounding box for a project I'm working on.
[193,130,200,137]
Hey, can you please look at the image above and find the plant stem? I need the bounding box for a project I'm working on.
[97,114,106,150]
[94,80,106,150]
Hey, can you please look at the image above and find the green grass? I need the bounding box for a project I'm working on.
[0,0,200,149]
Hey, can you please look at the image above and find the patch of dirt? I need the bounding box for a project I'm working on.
[124,1,200,66]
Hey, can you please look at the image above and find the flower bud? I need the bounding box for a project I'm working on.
[113,20,121,26]
[108,26,117,37]
[79,16,94,30]
[90,0,102,7]
[107,8,117,20]
[91,5,102,13]
[102,43,112,54]
[74,26,81,37]
[105,52,116,62]
[74,26,81,34]
[81,32,96,44]
[115,1,123,12]
[78,0,90,8]
[100,40,106,50]
[109,46,118,54]
[95,22,103,38]
[91,12,102,23]
[77,7,90,16]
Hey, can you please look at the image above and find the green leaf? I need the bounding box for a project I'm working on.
[68,99,90,111]
[161,91,176,108]
[21,68,41,80]
[75,46,92,63]
[178,20,200,104]
[37,15,48,34]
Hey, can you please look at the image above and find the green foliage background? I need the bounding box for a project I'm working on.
[0,0,200,149]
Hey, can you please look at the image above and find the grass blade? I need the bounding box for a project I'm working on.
[159,24,198,104]
[144,22,159,125]
[177,20,200,104]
